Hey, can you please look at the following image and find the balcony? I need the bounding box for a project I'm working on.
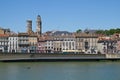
[18,42,29,46]
[18,37,28,40]
[0,39,8,42]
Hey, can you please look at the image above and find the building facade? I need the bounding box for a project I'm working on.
[45,39,54,53]
[0,34,9,52]
[18,33,29,53]
[0,27,11,34]
[8,35,18,53]
[37,40,46,53]
[61,36,76,51]
[53,40,62,53]
[28,35,38,53]
[75,33,99,54]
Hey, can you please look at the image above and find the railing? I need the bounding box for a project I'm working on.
[18,42,29,44]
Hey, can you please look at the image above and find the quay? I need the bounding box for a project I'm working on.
[0,53,120,62]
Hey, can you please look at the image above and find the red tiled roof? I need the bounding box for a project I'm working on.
[0,34,9,37]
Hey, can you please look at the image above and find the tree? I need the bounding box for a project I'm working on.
[96,28,120,36]
[95,30,104,34]
[116,28,120,33]
[109,29,115,35]
[76,29,82,33]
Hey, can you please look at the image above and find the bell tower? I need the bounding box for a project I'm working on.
[27,20,33,34]
[36,15,42,36]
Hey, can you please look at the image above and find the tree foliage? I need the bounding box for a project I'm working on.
[96,28,120,35]
[76,29,82,33]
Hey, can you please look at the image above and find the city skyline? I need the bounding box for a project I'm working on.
[0,0,120,33]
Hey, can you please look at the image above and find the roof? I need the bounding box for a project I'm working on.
[75,33,99,38]
[0,34,9,37]
[44,30,72,36]
[18,33,29,36]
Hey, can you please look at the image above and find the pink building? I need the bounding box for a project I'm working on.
[37,35,47,53]
[37,40,46,53]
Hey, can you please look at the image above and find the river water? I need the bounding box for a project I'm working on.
[0,62,120,80]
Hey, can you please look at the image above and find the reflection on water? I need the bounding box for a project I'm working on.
[0,62,120,80]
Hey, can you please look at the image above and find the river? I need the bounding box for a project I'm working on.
[0,62,120,80]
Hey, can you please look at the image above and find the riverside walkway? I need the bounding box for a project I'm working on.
[0,53,120,62]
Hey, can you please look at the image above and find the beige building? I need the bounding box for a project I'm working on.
[0,27,11,34]
[18,33,29,53]
[28,35,38,53]
[75,33,99,54]
[53,40,62,53]
[0,34,9,52]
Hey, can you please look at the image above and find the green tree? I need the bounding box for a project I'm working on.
[96,28,120,36]
[116,28,120,33]
[104,30,110,35]
[76,29,82,33]
[109,29,115,35]
[95,30,104,34]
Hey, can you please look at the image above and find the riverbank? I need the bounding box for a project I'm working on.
[0,53,120,62]
[2,58,120,62]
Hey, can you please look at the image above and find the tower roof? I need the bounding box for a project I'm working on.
[37,15,41,18]
[37,15,41,21]
[38,15,40,17]
[27,20,32,22]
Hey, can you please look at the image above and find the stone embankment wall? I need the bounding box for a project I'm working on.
[0,53,106,61]
[106,54,120,58]
[0,53,120,61]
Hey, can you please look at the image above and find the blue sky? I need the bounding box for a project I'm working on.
[0,0,120,33]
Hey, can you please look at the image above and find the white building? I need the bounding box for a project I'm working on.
[62,36,76,51]
[8,35,18,53]
[53,35,76,53]
[46,39,54,53]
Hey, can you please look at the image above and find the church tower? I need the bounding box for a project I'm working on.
[27,20,33,34]
[36,15,42,36]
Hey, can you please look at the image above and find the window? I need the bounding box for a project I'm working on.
[72,42,74,47]
[63,42,65,46]
[85,41,89,50]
